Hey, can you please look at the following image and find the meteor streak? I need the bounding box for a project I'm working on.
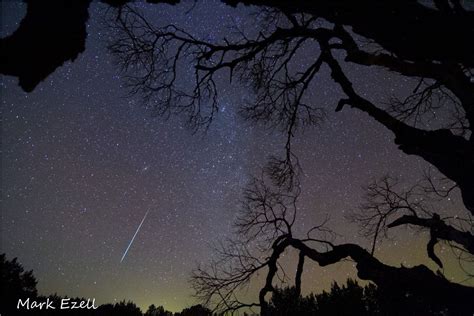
[120,209,150,263]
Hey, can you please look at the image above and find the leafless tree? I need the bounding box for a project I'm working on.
[107,3,474,209]
[2,1,474,314]
[104,3,474,314]
[191,175,474,315]
[352,174,474,274]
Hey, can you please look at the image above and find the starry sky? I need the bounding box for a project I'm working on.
[1,0,471,312]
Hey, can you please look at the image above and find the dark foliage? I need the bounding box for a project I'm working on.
[2,1,474,315]
[268,278,459,316]
[0,253,215,316]
[145,304,174,316]
[268,280,373,316]
[0,253,38,316]
[0,0,91,92]
[190,174,474,315]
[176,304,212,316]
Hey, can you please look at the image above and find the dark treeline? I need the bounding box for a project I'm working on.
[267,279,447,316]
[2,253,456,315]
[1,254,214,316]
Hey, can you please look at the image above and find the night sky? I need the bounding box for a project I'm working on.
[1,1,471,312]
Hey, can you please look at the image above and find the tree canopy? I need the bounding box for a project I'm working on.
[1,1,473,315]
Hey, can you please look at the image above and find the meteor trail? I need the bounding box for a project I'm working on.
[120,209,150,263]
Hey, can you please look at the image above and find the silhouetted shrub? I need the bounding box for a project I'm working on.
[178,304,212,316]
[0,253,38,315]
[145,304,173,316]
[267,278,465,316]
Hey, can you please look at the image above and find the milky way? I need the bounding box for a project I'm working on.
[1,1,469,312]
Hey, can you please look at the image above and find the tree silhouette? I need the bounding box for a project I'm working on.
[145,304,174,316]
[177,304,212,316]
[267,278,458,316]
[3,2,473,202]
[267,286,317,316]
[351,175,474,271]
[105,2,474,209]
[2,1,474,315]
[310,280,368,316]
[98,300,143,316]
[190,175,473,314]
[268,279,375,316]
[0,253,38,315]
[1,254,254,315]
[269,277,474,316]
[102,3,474,313]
